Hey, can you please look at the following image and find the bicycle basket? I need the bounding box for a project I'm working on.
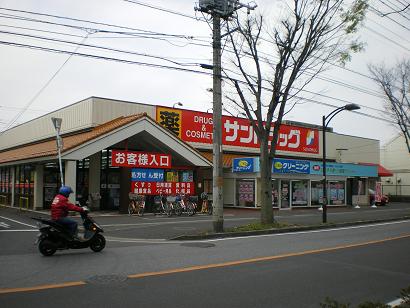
[166,196,177,202]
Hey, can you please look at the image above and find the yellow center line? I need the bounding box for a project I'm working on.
[1,233,409,295]
[127,233,410,279]
[0,281,86,294]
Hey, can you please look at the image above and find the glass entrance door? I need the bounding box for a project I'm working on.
[280,180,290,209]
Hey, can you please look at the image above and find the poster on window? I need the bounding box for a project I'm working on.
[130,181,195,195]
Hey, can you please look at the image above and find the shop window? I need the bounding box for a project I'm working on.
[311,181,324,205]
[329,181,345,205]
[236,179,255,207]
[291,180,308,206]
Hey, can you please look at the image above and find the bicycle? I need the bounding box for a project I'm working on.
[166,195,180,216]
[176,194,195,216]
[200,192,212,215]
[128,193,145,216]
[154,194,168,216]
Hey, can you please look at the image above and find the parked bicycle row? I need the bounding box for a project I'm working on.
[128,192,213,217]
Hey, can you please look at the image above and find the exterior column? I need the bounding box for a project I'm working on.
[11,167,15,207]
[88,152,101,209]
[34,164,44,210]
[65,160,77,204]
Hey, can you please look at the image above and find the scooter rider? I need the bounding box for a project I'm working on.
[51,186,85,238]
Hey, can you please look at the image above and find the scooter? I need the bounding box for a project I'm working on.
[32,208,105,256]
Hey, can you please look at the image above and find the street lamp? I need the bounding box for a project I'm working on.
[51,117,64,187]
[173,102,183,108]
[321,103,360,223]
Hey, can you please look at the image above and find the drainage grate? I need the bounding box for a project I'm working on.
[86,274,128,285]
[180,242,215,248]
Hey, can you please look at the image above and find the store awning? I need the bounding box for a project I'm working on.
[359,163,393,177]
[0,114,212,168]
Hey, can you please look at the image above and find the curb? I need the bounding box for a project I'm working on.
[170,216,410,241]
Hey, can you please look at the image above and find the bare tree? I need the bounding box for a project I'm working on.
[369,60,410,152]
[224,0,368,224]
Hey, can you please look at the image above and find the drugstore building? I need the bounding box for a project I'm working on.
[0,97,390,212]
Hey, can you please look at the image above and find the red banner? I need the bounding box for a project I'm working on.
[130,181,195,195]
[111,150,171,168]
[156,107,319,154]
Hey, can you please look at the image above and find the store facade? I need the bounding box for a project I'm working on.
[0,97,386,211]
[227,157,378,208]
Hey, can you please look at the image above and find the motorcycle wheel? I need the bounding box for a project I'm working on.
[38,239,57,256]
[90,234,106,252]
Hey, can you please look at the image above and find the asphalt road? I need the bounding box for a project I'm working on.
[1,205,410,307]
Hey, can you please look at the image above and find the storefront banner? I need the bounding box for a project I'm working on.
[156,107,319,154]
[131,168,164,182]
[232,157,260,172]
[130,181,195,195]
[272,158,310,174]
[111,150,171,169]
[310,162,377,177]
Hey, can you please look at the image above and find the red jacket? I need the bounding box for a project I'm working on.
[51,194,84,220]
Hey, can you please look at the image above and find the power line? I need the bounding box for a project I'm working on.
[369,4,410,31]
[0,39,395,126]
[2,34,90,131]
[364,25,410,52]
[0,6,394,97]
[122,0,204,21]
[0,6,202,37]
[0,29,203,66]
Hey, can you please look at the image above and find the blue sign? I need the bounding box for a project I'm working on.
[272,158,310,174]
[131,168,164,182]
[309,162,377,177]
[232,157,259,173]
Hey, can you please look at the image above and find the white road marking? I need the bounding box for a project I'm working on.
[0,229,38,232]
[0,216,37,228]
[104,220,410,244]
[0,222,10,228]
[387,298,404,307]
[101,217,253,228]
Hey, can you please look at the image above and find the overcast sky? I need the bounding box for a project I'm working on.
[0,0,409,146]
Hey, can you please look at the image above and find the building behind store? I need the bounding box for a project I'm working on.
[0,97,391,212]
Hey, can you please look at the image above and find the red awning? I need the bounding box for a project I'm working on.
[359,163,393,177]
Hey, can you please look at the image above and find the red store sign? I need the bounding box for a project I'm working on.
[156,107,319,154]
[111,150,171,169]
[130,181,195,195]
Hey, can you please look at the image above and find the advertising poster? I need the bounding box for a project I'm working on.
[130,181,195,195]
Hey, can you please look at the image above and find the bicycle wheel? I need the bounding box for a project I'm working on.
[187,202,194,216]
[137,201,145,216]
[128,202,134,216]
[166,203,173,217]
[175,202,183,216]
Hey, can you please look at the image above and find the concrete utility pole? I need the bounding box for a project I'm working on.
[196,0,257,233]
[212,13,223,233]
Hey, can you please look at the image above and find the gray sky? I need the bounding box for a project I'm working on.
[0,0,409,146]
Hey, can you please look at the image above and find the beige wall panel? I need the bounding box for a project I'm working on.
[325,132,380,164]
[0,98,93,150]
[91,98,156,125]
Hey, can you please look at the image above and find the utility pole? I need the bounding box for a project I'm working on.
[196,0,257,233]
[212,12,223,233]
